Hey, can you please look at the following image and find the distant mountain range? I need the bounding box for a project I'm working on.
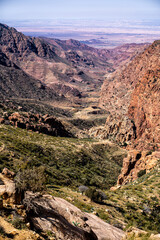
[0,23,149,101]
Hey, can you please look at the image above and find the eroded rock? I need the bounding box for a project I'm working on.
[23,191,124,240]
[118,151,159,185]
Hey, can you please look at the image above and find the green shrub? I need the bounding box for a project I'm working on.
[12,217,26,229]
[85,187,107,203]
[138,169,146,178]
[15,166,46,192]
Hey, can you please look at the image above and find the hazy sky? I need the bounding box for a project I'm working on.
[0,0,160,21]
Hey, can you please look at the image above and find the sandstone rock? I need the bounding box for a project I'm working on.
[1,111,73,137]
[99,40,160,151]
[23,191,124,240]
[2,167,15,179]
[23,192,97,240]
[118,151,159,185]
[85,212,124,240]
[128,69,160,150]
[0,168,21,205]
[89,115,136,146]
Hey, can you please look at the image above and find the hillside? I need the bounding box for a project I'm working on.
[0,123,126,189]
[0,53,60,101]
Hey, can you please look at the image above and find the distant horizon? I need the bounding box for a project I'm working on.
[0,0,160,21]
[1,0,160,49]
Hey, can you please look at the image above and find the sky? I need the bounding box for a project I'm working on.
[0,0,160,21]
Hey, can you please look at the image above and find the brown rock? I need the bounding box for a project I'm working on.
[0,168,21,205]
[23,191,124,240]
[2,167,15,178]
[118,151,159,185]
[99,40,160,151]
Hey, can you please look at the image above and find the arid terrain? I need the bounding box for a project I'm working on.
[0,23,160,240]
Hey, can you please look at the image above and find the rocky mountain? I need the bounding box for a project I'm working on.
[0,23,148,102]
[0,23,109,100]
[97,40,160,185]
[99,40,160,149]
[0,52,60,101]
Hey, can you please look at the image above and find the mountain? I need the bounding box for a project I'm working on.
[96,40,160,187]
[0,51,59,101]
[0,23,148,102]
[99,40,160,150]
[0,23,109,100]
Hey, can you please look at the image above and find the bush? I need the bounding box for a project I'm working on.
[12,217,26,229]
[138,169,146,178]
[15,166,46,193]
[85,187,107,203]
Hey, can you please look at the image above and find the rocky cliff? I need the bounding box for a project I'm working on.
[100,40,160,150]
[99,40,160,184]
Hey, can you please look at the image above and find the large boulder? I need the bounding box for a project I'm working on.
[23,191,124,240]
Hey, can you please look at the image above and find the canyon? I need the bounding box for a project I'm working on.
[0,23,159,239]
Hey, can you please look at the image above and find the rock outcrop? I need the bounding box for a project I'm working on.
[128,68,160,150]
[0,111,73,137]
[99,40,160,150]
[23,191,124,240]
[117,151,160,185]
[89,115,136,146]
[0,168,21,205]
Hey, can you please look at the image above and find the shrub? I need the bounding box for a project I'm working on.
[138,169,146,178]
[15,166,46,193]
[12,217,26,229]
[85,187,107,203]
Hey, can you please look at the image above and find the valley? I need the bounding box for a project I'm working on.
[0,22,159,240]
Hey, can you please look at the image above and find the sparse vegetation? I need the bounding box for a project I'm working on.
[0,124,126,190]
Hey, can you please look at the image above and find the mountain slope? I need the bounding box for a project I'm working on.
[99,40,160,150]
[0,52,59,101]
[0,23,148,102]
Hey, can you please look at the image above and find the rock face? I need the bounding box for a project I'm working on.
[0,168,21,205]
[23,192,124,240]
[128,68,160,150]
[99,40,160,185]
[117,151,160,185]
[0,111,73,137]
[89,115,136,146]
[99,40,160,151]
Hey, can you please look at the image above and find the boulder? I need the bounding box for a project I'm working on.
[23,191,124,240]
[0,168,21,205]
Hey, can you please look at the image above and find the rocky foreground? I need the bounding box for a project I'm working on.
[0,168,124,240]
